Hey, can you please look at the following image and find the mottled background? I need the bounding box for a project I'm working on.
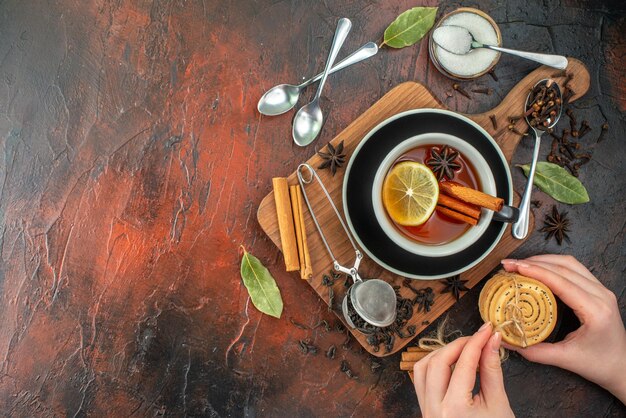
[0,0,624,416]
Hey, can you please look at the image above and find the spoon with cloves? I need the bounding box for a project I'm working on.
[512,78,563,239]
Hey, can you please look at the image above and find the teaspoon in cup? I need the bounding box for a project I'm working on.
[512,79,563,239]
[292,18,351,146]
[257,42,378,116]
[432,25,568,70]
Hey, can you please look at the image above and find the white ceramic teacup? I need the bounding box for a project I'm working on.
[372,133,496,257]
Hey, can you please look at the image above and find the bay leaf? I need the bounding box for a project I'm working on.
[382,7,438,49]
[517,162,589,204]
[240,246,283,318]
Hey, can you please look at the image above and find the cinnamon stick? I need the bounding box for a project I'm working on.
[406,346,426,352]
[437,194,481,220]
[439,181,504,212]
[289,185,305,277]
[272,178,299,272]
[400,361,418,371]
[295,185,312,279]
[401,348,431,372]
[402,350,430,362]
[436,205,479,226]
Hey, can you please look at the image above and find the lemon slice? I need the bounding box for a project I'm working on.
[382,162,439,226]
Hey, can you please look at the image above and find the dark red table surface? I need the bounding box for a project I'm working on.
[0,0,624,416]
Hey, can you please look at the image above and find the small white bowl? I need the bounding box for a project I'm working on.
[372,133,496,257]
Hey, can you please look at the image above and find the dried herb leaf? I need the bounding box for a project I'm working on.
[382,7,438,49]
[240,246,283,318]
[517,162,589,204]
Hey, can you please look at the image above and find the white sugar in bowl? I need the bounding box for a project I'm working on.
[429,8,502,80]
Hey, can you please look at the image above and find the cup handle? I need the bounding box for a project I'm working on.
[492,205,520,223]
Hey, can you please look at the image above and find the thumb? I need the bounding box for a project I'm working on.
[479,332,507,401]
[505,341,569,368]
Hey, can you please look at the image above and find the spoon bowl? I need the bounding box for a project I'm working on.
[257,84,301,116]
[292,100,324,146]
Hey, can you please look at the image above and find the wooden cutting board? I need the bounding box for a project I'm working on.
[257,59,590,357]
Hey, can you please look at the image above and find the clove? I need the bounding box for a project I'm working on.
[508,125,528,136]
[578,121,591,139]
[566,109,577,132]
[564,73,574,88]
[453,83,471,99]
[550,137,559,155]
[471,87,492,95]
[562,87,575,104]
[489,114,498,130]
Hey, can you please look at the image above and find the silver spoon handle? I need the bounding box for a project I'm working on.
[512,131,543,239]
[314,18,352,101]
[300,42,378,88]
[484,45,568,70]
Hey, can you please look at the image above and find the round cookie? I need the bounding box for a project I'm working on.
[479,271,557,347]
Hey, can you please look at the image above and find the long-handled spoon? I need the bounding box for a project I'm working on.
[292,18,352,146]
[433,25,568,69]
[257,42,378,116]
[512,79,563,239]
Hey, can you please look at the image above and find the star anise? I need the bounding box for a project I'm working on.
[541,205,571,245]
[440,275,469,301]
[317,140,346,176]
[426,145,461,181]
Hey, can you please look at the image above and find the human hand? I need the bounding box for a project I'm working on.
[502,254,626,403]
[413,322,515,418]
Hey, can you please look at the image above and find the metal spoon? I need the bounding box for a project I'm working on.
[512,79,563,239]
[293,18,352,146]
[257,42,378,116]
[432,25,568,70]
[296,163,397,328]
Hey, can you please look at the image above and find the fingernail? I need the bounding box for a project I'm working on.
[491,332,502,353]
[501,259,516,265]
[515,260,530,268]
[479,322,492,332]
